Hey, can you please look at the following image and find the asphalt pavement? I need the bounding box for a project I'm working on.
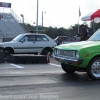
[0,58,100,100]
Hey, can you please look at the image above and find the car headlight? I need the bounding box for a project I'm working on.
[75,51,79,58]
[53,49,60,56]
[56,49,60,55]
[54,49,79,58]
[53,49,57,56]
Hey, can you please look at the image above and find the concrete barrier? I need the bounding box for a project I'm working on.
[0,50,5,63]
[6,54,50,64]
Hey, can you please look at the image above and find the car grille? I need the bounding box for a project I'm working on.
[55,49,76,59]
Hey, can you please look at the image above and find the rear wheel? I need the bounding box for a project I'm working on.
[61,63,75,73]
[87,57,100,80]
[41,48,53,55]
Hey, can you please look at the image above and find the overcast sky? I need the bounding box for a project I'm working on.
[0,0,100,28]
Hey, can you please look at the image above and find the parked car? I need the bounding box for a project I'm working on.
[0,33,57,55]
[54,36,73,45]
[53,28,100,80]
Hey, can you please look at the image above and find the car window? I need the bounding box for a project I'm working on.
[36,35,49,41]
[63,37,67,41]
[21,36,28,42]
[27,35,36,41]
[13,34,24,42]
[21,35,36,42]
[88,29,100,41]
[55,36,67,42]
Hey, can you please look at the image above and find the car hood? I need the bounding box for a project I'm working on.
[0,41,15,45]
[55,41,100,50]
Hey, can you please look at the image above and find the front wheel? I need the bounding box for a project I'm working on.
[4,48,14,55]
[87,57,100,80]
[61,63,75,73]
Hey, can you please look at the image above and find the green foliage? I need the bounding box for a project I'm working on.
[25,22,100,39]
[93,22,100,31]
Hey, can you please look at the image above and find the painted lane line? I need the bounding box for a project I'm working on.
[10,64,24,68]
[49,63,61,67]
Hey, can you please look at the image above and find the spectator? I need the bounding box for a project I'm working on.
[74,33,81,41]
[79,24,89,41]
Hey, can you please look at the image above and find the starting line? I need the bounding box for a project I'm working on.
[10,64,24,68]
[9,63,61,69]
[49,63,61,67]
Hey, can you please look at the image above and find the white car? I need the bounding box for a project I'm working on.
[0,33,57,55]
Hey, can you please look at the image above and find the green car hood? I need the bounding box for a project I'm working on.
[55,41,100,50]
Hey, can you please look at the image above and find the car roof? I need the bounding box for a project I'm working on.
[55,36,67,39]
[24,33,46,35]
[58,36,67,37]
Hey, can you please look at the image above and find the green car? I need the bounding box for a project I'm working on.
[53,29,100,80]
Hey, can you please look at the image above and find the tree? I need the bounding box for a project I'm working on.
[25,22,91,39]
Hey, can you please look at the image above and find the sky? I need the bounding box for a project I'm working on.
[0,0,100,28]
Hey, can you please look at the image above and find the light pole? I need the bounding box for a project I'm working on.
[36,0,39,34]
[20,14,24,24]
[42,11,46,29]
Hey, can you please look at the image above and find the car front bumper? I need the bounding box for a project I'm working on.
[53,55,83,65]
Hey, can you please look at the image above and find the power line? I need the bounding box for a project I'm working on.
[43,17,56,27]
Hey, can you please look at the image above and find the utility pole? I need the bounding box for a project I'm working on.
[42,11,43,28]
[42,11,46,29]
[36,0,38,34]
[20,14,24,24]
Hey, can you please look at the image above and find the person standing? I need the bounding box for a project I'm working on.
[80,24,89,41]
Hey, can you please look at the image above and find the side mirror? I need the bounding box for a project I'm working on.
[20,39,24,43]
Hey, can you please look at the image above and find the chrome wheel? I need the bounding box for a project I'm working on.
[87,57,100,80]
[91,60,100,78]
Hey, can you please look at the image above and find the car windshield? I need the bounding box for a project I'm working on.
[12,34,25,42]
[88,29,100,41]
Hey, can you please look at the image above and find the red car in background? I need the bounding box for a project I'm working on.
[54,36,74,45]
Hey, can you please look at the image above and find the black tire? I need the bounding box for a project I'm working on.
[42,48,53,55]
[87,57,100,80]
[4,48,14,55]
[61,63,75,73]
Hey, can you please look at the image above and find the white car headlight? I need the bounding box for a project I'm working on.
[54,49,57,55]
[56,49,60,55]
[76,51,79,58]
[54,49,79,59]
[54,49,61,56]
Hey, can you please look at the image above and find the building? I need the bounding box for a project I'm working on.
[0,8,29,42]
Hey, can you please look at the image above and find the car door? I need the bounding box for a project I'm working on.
[17,35,38,53]
[35,35,50,52]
